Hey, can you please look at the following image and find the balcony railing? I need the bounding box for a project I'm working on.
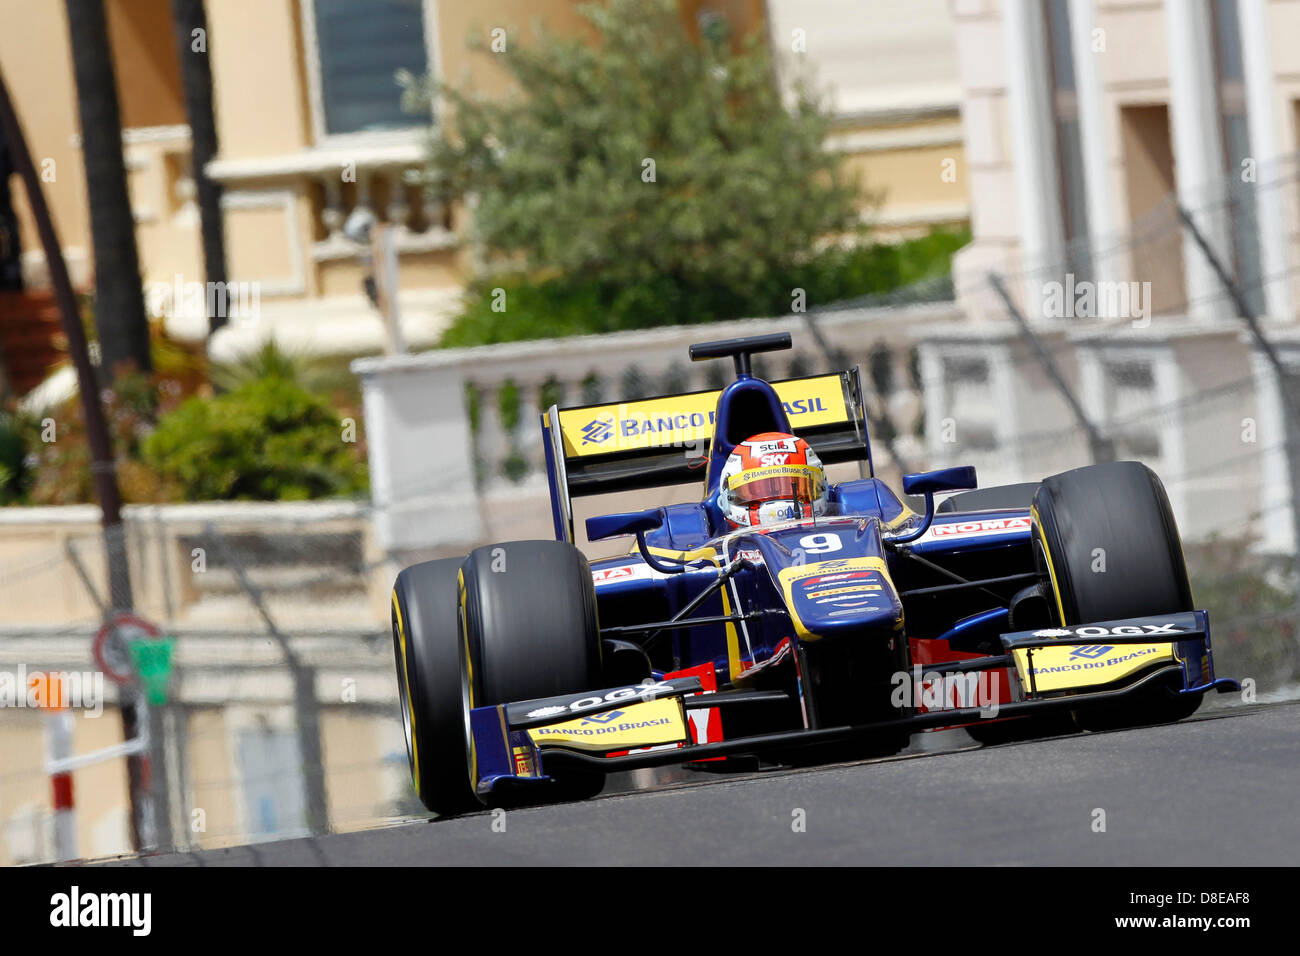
[310,165,456,262]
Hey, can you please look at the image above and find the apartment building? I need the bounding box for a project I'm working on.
[920,0,1300,552]
[0,0,972,863]
[0,0,970,376]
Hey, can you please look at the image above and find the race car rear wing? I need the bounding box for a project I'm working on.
[540,368,872,542]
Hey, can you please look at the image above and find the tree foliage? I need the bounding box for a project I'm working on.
[407,0,862,299]
[440,228,969,346]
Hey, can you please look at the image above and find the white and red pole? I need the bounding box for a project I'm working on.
[44,678,77,861]
[44,697,151,862]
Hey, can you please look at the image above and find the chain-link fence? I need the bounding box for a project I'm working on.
[0,504,413,864]
[0,502,680,864]
[920,153,1300,700]
[5,153,1300,863]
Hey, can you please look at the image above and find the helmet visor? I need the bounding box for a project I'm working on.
[727,463,825,506]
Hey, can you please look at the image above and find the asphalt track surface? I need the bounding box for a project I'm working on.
[105,700,1298,866]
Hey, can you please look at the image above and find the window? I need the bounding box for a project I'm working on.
[943,356,989,386]
[942,355,997,451]
[1102,358,1161,462]
[310,0,430,136]
[1104,359,1154,392]
[237,728,306,837]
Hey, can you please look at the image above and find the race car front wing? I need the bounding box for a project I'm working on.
[465,611,1238,796]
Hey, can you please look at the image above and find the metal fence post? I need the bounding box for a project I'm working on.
[988,272,1115,464]
[1176,201,1300,606]
[206,524,331,836]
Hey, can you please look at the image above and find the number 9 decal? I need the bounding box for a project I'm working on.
[798,533,842,554]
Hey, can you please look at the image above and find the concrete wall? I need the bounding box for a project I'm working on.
[0,501,385,628]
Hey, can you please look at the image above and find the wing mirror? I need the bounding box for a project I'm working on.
[901,466,978,497]
[585,509,686,575]
[586,509,663,541]
[890,466,978,545]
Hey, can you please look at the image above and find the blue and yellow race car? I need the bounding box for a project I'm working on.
[391,333,1237,814]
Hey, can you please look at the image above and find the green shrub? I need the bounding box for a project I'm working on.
[27,370,184,505]
[440,228,970,347]
[142,376,368,501]
[210,340,368,409]
[0,410,36,505]
[1186,537,1300,687]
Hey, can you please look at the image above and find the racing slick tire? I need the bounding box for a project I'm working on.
[392,557,479,816]
[1031,461,1201,730]
[459,540,606,804]
[936,482,1040,514]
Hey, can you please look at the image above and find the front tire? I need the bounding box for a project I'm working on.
[459,540,606,803]
[392,557,479,816]
[1032,461,1201,730]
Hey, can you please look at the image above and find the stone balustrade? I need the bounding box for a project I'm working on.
[310,164,455,263]
[353,304,959,559]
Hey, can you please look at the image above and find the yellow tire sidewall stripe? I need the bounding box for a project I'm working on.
[391,590,421,797]
[1030,504,1068,624]
[458,569,477,793]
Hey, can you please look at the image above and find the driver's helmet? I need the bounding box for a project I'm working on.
[718,432,829,528]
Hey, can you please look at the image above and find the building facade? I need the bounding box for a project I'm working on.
[0,0,970,375]
[767,0,971,237]
[922,0,1300,553]
[0,0,971,864]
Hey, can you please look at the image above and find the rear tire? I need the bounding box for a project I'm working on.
[459,540,606,803]
[1031,461,1201,730]
[392,557,478,816]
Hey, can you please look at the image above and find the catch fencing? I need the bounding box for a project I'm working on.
[5,157,1300,862]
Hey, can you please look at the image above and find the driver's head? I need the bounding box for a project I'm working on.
[718,432,828,529]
